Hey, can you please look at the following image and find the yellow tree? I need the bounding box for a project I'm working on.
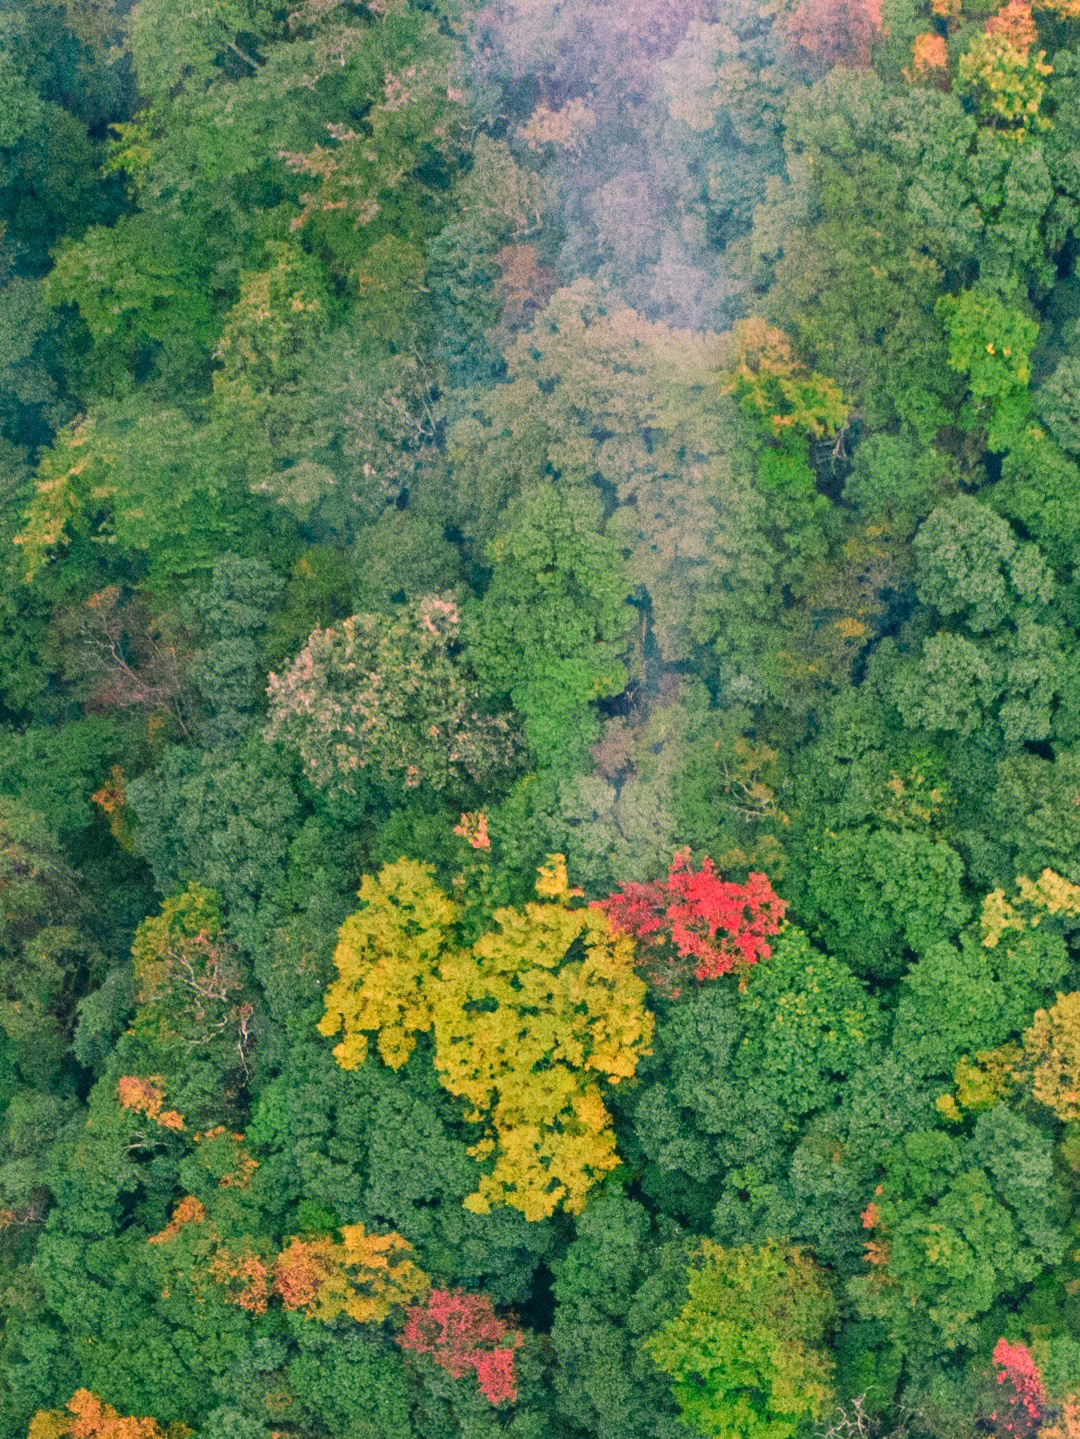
[317,860,459,1071]
[957,1,1053,133]
[271,1224,429,1323]
[318,856,654,1219]
[722,318,850,442]
[435,862,653,1220]
[1025,993,1080,1121]
[981,869,1080,949]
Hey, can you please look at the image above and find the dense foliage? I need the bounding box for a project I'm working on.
[8,1,1080,1436]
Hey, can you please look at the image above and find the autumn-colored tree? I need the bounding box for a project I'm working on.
[28,1390,170,1439]
[723,319,851,444]
[90,765,134,852]
[319,856,654,1219]
[490,244,559,350]
[131,885,247,1058]
[987,1339,1046,1438]
[115,1076,183,1133]
[936,1044,1021,1123]
[907,31,950,84]
[272,1224,428,1324]
[956,2,1053,133]
[265,594,520,798]
[645,1240,835,1439]
[981,869,1080,949]
[207,1244,272,1316]
[147,1195,207,1246]
[398,1289,524,1405]
[1024,992,1080,1121]
[434,860,653,1219]
[785,0,883,69]
[1043,1399,1080,1439]
[598,849,787,996]
[318,859,459,1072]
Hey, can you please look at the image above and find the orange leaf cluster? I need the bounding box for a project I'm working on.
[271,1224,428,1323]
[91,765,135,850]
[208,1246,272,1315]
[147,1196,207,1246]
[907,31,949,81]
[115,1076,184,1132]
[986,0,1039,58]
[28,1391,169,1439]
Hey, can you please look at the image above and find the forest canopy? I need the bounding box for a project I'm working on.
[7,1,1080,1437]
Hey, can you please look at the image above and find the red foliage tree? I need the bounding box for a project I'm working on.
[785,0,883,69]
[398,1289,523,1406]
[597,849,786,996]
[987,1339,1046,1438]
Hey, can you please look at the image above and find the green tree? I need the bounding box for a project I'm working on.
[851,1113,1066,1358]
[549,1194,690,1439]
[646,1240,835,1439]
[466,485,633,769]
[0,798,101,1091]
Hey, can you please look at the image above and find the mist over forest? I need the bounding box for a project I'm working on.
[6,2,1080,1437]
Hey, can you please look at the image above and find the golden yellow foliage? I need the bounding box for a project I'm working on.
[534,852,572,900]
[272,1224,428,1323]
[936,1044,1021,1121]
[981,870,1080,948]
[27,1415,69,1439]
[956,1044,1022,1109]
[436,893,652,1220]
[1025,992,1080,1121]
[723,318,851,440]
[318,860,459,1070]
[1016,870,1080,921]
[957,2,1053,133]
[319,859,654,1219]
[13,419,107,583]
